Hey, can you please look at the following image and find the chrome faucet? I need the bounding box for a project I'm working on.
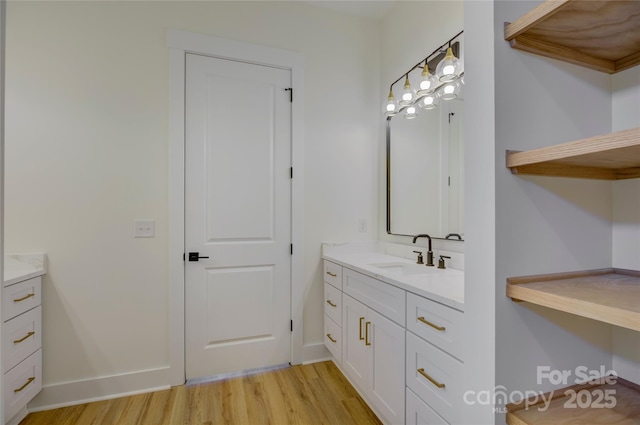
[412,234,434,266]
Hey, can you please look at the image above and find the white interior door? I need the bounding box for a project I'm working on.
[184,53,292,379]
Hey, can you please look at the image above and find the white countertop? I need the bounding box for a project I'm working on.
[4,253,47,286]
[323,242,464,311]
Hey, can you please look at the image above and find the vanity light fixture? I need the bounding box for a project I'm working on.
[435,44,461,82]
[384,88,398,116]
[399,75,415,106]
[383,30,463,119]
[417,62,437,96]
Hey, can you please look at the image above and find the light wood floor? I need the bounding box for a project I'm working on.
[19,361,382,425]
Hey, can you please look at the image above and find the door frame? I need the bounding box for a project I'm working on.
[167,29,305,385]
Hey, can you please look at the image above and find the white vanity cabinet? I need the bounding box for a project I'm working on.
[324,260,405,425]
[322,254,464,425]
[3,276,43,424]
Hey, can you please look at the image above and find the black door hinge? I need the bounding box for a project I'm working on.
[290,167,293,179]
[290,320,293,332]
[290,244,293,255]
[285,87,293,102]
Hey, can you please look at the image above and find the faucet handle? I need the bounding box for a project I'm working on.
[413,250,424,264]
[438,255,451,269]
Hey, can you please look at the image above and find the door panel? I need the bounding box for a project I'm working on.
[342,294,370,392]
[185,53,291,379]
[370,308,405,425]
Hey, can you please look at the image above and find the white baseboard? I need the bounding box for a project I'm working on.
[27,366,171,412]
[301,342,331,364]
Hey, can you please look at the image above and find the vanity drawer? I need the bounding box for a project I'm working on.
[406,332,463,425]
[407,292,463,361]
[4,349,42,423]
[324,315,342,363]
[3,277,42,323]
[343,268,405,326]
[3,307,42,373]
[324,282,342,324]
[406,387,449,425]
[324,261,342,289]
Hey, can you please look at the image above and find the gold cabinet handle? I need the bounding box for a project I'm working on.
[418,316,446,331]
[14,377,35,393]
[326,271,337,277]
[365,321,371,346]
[418,368,445,388]
[13,293,35,303]
[326,300,337,307]
[13,331,35,344]
[326,333,337,343]
[359,317,365,340]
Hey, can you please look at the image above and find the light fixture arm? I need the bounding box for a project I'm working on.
[387,30,463,95]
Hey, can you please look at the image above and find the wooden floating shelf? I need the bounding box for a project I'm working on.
[507,268,640,331]
[506,127,640,180]
[507,376,640,425]
[504,0,640,74]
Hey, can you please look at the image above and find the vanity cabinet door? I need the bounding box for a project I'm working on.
[369,308,405,425]
[342,294,371,393]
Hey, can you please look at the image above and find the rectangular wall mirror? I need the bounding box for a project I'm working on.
[385,38,464,240]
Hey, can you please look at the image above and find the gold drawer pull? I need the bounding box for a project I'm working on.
[365,321,371,346]
[14,377,35,393]
[418,316,446,331]
[326,271,337,277]
[418,368,445,389]
[359,317,365,340]
[13,293,35,303]
[326,334,337,343]
[326,300,337,307]
[14,331,35,344]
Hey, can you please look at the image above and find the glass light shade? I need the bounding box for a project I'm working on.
[416,63,436,96]
[404,105,418,119]
[438,81,460,100]
[384,89,398,116]
[436,47,461,82]
[399,75,415,106]
[418,94,438,110]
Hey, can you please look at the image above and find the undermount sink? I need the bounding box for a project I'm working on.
[368,262,443,276]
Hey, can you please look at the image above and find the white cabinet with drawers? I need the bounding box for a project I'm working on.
[405,293,464,424]
[3,254,46,425]
[323,263,343,365]
[322,251,464,425]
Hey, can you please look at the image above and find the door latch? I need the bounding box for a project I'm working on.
[188,252,210,262]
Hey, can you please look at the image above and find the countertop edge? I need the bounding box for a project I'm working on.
[4,253,47,287]
[323,254,464,312]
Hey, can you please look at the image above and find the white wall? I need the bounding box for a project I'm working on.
[494,1,616,422]
[378,1,465,255]
[462,1,496,422]
[611,66,640,384]
[4,0,380,401]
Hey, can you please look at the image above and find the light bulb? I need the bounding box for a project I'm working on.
[436,46,461,82]
[384,88,398,116]
[438,81,460,100]
[417,63,436,96]
[404,105,418,119]
[418,94,438,110]
[399,75,415,106]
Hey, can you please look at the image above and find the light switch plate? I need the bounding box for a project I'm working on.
[134,220,155,238]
